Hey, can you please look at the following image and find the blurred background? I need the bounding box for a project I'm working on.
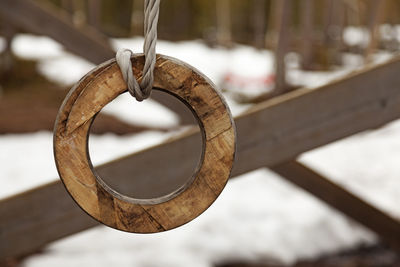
[1,0,400,266]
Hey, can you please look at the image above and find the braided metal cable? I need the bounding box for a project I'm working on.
[116,0,160,102]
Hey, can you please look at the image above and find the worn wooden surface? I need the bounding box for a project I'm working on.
[2,55,400,259]
[271,161,400,252]
[0,0,114,65]
[53,54,236,233]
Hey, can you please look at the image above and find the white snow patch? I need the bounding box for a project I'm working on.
[101,92,179,128]
[112,38,233,85]
[12,34,65,60]
[287,67,353,89]
[343,26,370,47]
[37,55,94,86]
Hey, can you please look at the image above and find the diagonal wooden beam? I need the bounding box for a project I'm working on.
[0,0,114,65]
[2,56,400,260]
[271,161,400,252]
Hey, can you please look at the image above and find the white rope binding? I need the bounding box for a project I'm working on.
[116,0,161,102]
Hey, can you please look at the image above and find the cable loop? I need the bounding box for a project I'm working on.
[116,0,160,102]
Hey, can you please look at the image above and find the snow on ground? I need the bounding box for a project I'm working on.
[301,120,400,218]
[1,33,399,266]
[343,25,400,48]
[343,26,371,48]
[101,93,180,129]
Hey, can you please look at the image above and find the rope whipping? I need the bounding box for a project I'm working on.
[116,0,160,102]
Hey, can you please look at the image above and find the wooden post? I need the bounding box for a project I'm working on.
[364,0,385,63]
[343,0,362,26]
[130,0,144,36]
[384,0,400,52]
[0,17,16,75]
[216,0,232,46]
[71,0,87,27]
[322,0,334,42]
[300,0,314,70]
[264,0,276,49]
[273,0,291,94]
[331,0,345,64]
[87,0,102,30]
[320,0,345,68]
[252,0,266,49]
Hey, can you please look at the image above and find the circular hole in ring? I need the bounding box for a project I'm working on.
[88,89,203,205]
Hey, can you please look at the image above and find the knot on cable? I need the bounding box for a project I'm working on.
[116,49,150,102]
[115,0,160,102]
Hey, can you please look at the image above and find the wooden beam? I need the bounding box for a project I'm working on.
[271,161,400,252]
[0,0,114,64]
[2,56,400,259]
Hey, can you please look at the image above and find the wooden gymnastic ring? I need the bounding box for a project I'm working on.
[54,54,236,233]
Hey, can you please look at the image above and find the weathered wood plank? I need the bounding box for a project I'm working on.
[271,161,400,252]
[0,182,98,257]
[0,0,114,64]
[232,56,400,177]
[2,56,400,259]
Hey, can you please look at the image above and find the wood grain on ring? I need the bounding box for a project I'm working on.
[54,54,236,233]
